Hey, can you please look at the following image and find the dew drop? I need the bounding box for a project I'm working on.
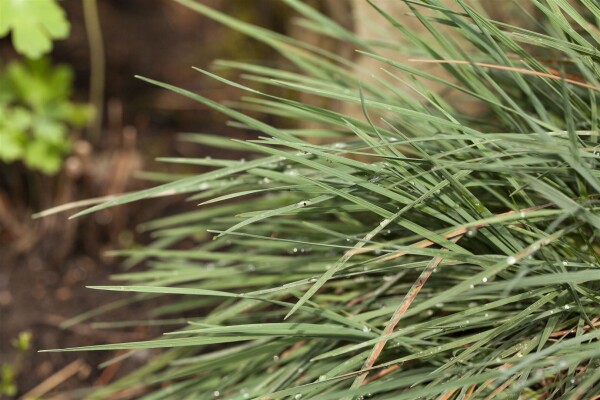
[319,375,327,381]
[482,277,488,283]
[309,277,318,283]
[362,326,371,333]
[506,256,517,265]
[469,284,475,289]
[564,304,570,310]
[466,227,477,237]
[273,355,280,362]
[198,182,210,190]
[295,394,303,400]
[380,219,390,226]
[213,390,220,397]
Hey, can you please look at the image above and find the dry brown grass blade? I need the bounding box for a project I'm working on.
[364,364,401,384]
[409,59,599,92]
[462,384,476,399]
[350,203,553,262]
[460,361,516,400]
[352,235,462,388]
[20,359,85,399]
[483,372,518,400]
[438,388,458,400]
[549,317,600,338]
[93,350,128,387]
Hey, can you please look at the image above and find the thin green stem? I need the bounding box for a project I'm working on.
[83,0,105,144]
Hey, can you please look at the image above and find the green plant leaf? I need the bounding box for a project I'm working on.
[0,0,70,58]
[32,118,66,145]
[23,140,62,174]
[0,129,25,162]
[0,364,17,397]
[0,59,89,174]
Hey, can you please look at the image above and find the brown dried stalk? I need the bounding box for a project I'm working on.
[351,235,462,388]
[409,59,599,92]
[348,203,553,261]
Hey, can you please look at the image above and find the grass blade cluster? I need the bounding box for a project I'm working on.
[48,1,600,398]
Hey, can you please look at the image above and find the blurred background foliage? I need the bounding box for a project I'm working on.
[0,58,93,174]
[0,0,92,175]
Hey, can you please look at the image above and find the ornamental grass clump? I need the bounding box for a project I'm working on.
[46,1,600,398]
